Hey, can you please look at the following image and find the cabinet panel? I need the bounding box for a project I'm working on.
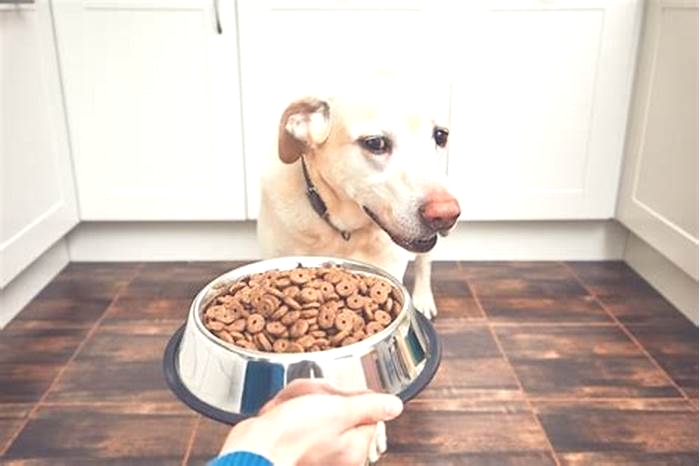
[449,1,642,219]
[237,0,452,218]
[0,1,79,287]
[617,0,698,279]
[53,0,245,220]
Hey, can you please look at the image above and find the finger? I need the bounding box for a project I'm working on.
[259,379,333,414]
[296,426,375,466]
[260,379,373,414]
[338,393,403,429]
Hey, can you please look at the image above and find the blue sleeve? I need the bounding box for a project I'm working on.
[207,451,273,466]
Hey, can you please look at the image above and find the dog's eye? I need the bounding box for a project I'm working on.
[359,136,391,155]
[433,127,449,148]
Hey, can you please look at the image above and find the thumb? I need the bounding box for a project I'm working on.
[339,393,404,429]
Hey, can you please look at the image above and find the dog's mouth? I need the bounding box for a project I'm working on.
[363,207,438,254]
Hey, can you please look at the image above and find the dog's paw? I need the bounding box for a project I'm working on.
[411,289,437,320]
[367,421,387,464]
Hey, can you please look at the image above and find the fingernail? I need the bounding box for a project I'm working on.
[384,396,403,417]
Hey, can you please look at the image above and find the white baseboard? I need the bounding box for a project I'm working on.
[0,239,70,328]
[624,233,699,324]
[66,220,628,262]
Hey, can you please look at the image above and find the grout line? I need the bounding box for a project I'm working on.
[433,320,620,327]
[464,279,563,466]
[561,262,695,410]
[181,414,202,466]
[0,263,146,457]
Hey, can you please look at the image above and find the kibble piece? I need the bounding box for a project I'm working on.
[266,321,286,337]
[300,287,320,304]
[283,296,302,310]
[273,338,290,353]
[236,339,256,350]
[290,269,312,285]
[369,283,389,304]
[215,330,234,343]
[270,304,290,321]
[246,314,265,334]
[256,333,273,352]
[374,310,392,326]
[330,329,351,345]
[366,321,384,335]
[296,335,315,349]
[280,310,301,326]
[286,341,305,353]
[290,319,309,338]
[346,294,365,310]
[335,279,357,297]
[227,318,246,333]
[207,320,225,332]
[334,310,355,332]
[318,304,337,329]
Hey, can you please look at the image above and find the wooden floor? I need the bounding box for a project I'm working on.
[0,261,697,465]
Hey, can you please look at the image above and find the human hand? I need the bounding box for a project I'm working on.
[219,379,403,466]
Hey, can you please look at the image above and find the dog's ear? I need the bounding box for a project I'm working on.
[278,97,331,164]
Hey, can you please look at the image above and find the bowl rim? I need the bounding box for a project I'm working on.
[190,256,415,362]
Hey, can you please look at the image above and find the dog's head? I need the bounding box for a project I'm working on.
[277,80,461,254]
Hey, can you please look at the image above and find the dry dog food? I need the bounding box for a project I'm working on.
[202,265,403,353]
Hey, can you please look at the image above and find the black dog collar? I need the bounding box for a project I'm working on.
[301,157,351,241]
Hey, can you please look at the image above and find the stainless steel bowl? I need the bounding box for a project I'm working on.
[163,256,441,424]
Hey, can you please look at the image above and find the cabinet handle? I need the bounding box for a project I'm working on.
[213,0,222,34]
[0,0,35,3]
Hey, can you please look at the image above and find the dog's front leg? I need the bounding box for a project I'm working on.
[411,252,437,319]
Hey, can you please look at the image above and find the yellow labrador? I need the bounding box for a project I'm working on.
[257,78,461,319]
[256,78,460,463]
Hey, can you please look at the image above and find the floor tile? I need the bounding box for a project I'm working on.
[461,262,589,300]
[479,296,612,324]
[44,322,186,408]
[601,294,695,327]
[420,322,521,400]
[35,263,140,301]
[10,298,112,327]
[102,297,192,323]
[385,399,554,462]
[534,399,698,464]
[404,262,484,320]
[0,364,62,403]
[3,404,196,464]
[121,262,246,299]
[186,417,231,466]
[0,405,28,456]
[0,323,89,365]
[566,261,660,298]
[626,324,699,400]
[495,326,682,398]
[567,262,696,328]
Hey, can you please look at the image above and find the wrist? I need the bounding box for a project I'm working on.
[220,417,300,466]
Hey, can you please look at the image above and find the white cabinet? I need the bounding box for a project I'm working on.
[52,0,246,220]
[0,0,79,287]
[617,0,698,279]
[238,0,643,220]
[448,1,642,219]
[237,0,453,219]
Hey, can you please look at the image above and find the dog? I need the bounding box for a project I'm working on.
[257,76,461,319]
[256,76,461,463]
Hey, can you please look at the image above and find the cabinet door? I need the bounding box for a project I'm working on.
[617,0,698,279]
[52,0,245,220]
[0,0,79,287]
[449,0,642,219]
[237,0,452,219]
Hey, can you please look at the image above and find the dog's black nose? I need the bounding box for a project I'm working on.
[419,190,461,232]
